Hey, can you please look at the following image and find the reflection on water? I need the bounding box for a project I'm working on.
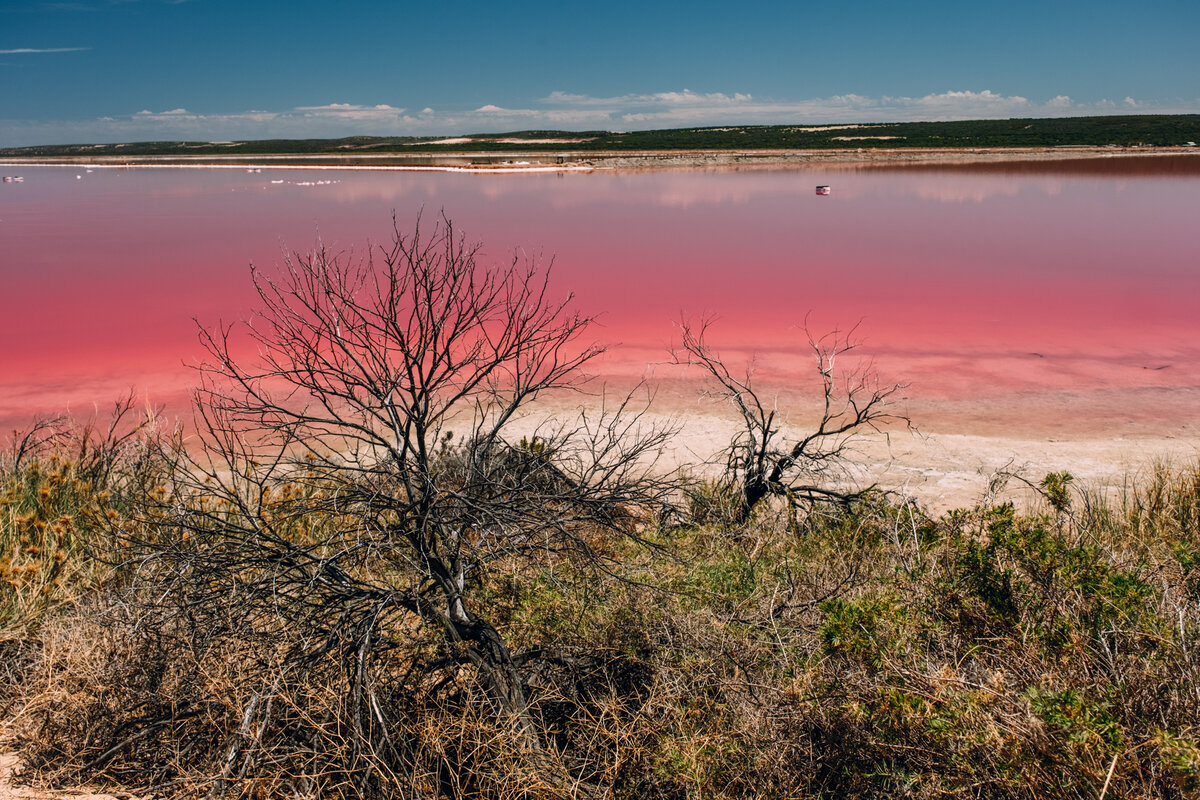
[858,154,1200,178]
[1,158,1198,432]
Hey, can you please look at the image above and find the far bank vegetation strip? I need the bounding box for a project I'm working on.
[2,214,1199,799]
[4,114,1200,163]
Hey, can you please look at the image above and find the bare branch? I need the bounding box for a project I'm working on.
[129,213,676,787]
[672,317,909,525]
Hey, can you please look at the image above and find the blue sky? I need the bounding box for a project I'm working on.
[2,0,1199,146]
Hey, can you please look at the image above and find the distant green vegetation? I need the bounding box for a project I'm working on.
[4,114,1199,157]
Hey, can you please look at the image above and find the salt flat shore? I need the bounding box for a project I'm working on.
[5,145,1199,172]
[3,146,1196,513]
[510,376,1200,516]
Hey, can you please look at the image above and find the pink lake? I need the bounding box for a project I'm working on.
[2,157,1198,438]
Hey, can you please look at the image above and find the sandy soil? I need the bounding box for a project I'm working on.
[0,752,133,800]
[505,376,1200,515]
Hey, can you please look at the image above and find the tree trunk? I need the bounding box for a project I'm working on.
[455,616,532,717]
[736,476,772,524]
[450,614,596,791]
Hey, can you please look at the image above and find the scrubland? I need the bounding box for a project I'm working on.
[2,411,1198,799]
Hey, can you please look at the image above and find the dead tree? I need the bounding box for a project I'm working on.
[135,214,673,793]
[673,317,907,526]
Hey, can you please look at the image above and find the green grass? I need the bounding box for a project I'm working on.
[0,453,121,643]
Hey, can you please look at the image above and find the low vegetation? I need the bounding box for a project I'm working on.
[5,431,1198,798]
[3,114,1199,157]
[2,217,1197,798]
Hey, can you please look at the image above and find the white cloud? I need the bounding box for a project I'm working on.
[544,89,753,109]
[293,103,405,119]
[0,47,89,54]
[538,88,1038,126]
[533,88,1200,127]
[4,90,1200,147]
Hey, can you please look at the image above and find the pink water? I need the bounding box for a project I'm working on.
[2,157,1198,435]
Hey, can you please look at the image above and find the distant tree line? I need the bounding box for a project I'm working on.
[4,114,1199,157]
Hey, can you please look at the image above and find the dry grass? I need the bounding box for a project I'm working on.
[3,416,1199,798]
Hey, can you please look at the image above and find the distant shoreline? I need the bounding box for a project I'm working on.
[4,146,1199,173]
